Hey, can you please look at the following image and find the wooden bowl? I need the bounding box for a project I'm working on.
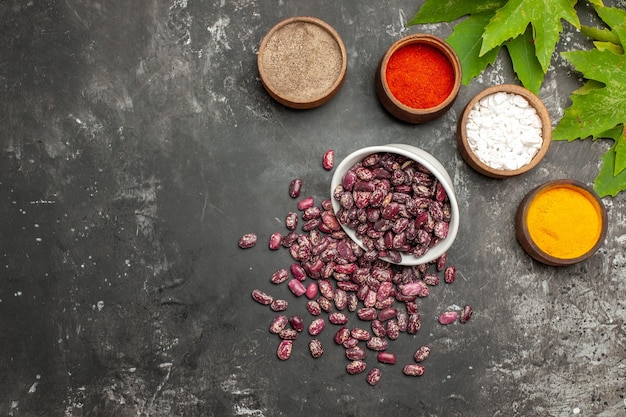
[257,17,347,109]
[375,34,462,124]
[457,84,551,178]
[515,179,607,266]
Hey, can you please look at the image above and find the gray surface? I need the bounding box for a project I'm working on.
[1,0,625,416]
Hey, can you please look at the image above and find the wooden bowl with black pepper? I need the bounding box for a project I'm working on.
[375,34,462,124]
[457,84,551,178]
[257,16,347,109]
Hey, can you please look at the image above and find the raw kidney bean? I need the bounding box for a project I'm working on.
[405,301,418,315]
[377,307,398,321]
[306,300,322,316]
[334,289,348,310]
[396,312,408,332]
[371,320,386,338]
[347,293,358,312]
[277,340,293,361]
[329,312,348,325]
[270,299,288,312]
[238,233,257,249]
[385,319,400,340]
[357,307,377,321]
[351,328,371,341]
[285,212,298,230]
[460,305,473,323]
[346,360,367,375]
[346,346,367,360]
[321,212,341,231]
[321,198,333,211]
[308,318,326,336]
[444,266,456,284]
[316,296,333,313]
[279,328,298,340]
[318,279,334,300]
[297,197,315,211]
[269,233,283,250]
[269,315,288,334]
[289,315,304,332]
[403,363,425,376]
[334,327,351,345]
[413,345,431,362]
[422,273,440,286]
[251,289,273,305]
[438,311,458,325]
[399,281,430,298]
[377,352,396,365]
[289,179,302,198]
[305,282,318,300]
[343,337,359,349]
[309,339,324,358]
[436,253,447,271]
[366,337,388,351]
[303,206,322,220]
[270,268,289,284]
[407,313,421,334]
[322,149,335,170]
[288,279,306,297]
[302,219,320,232]
[282,231,298,247]
[366,368,382,386]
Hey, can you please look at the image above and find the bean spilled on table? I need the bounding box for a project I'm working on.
[245,150,473,385]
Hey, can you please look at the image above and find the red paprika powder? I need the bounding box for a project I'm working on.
[385,43,455,109]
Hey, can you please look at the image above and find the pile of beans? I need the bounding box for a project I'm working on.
[243,150,472,385]
[333,152,452,263]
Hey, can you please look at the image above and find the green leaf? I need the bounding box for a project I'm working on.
[555,5,626,196]
[505,28,544,94]
[602,126,626,176]
[581,25,621,44]
[447,13,501,85]
[595,139,626,197]
[407,0,506,25]
[572,80,604,96]
[553,48,626,141]
[480,0,580,72]
[593,41,624,54]
[593,3,626,46]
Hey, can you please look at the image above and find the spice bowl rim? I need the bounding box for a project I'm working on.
[456,84,552,178]
[257,16,348,109]
[375,33,462,124]
[330,144,460,266]
[514,179,607,266]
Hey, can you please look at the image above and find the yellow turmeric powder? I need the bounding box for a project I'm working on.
[526,184,603,259]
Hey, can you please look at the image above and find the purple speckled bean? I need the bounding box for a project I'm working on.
[366,368,382,385]
[438,311,458,325]
[413,345,431,363]
[269,315,288,334]
[460,305,473,323]
[289,315,304,332]
[251,289,273,306]
[308,318,326,336]
[346,360,367,375]
[403,363,425,376]
[288,279,306,297]
[269,233,283,250]
[289,179,302,198]
[277,340,293,360]
[309,339,324,358]
[238,233,257,249]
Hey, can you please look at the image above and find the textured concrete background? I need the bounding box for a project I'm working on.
[1,0,624,416]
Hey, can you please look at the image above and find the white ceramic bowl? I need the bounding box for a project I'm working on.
[330,144,460,265]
